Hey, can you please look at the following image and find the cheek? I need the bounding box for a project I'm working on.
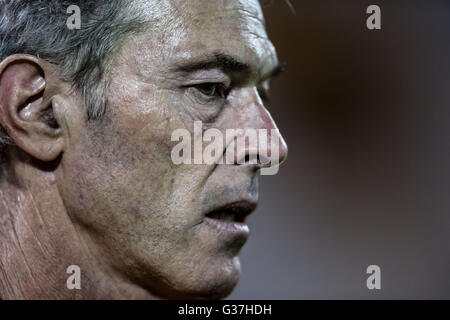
[57,118,243,298]
[60,101,203,243]
[58,134,192,283]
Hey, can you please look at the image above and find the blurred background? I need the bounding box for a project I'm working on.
[230,0,450,299]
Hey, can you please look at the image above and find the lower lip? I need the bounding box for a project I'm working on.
[203,217,250,235]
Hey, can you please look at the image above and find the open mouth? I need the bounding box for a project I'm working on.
[205,201,257,224]
[206,208,246,223]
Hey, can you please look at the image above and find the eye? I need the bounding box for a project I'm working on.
[194,83,227,98]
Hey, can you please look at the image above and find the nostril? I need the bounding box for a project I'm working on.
[239,153,260,165]
[257,154,271,167]
[236,154,251,165]
[238,153,271,167]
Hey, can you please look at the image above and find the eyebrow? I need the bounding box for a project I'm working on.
[172,52,284,80]
[173,53,250,73]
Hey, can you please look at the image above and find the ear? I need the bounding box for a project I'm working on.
[0,54,64,161]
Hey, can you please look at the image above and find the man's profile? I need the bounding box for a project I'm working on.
[0,0,287,299]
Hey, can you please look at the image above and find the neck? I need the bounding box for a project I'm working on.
[0,150,157,299]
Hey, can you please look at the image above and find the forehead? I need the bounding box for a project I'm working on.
[131,0,277,73]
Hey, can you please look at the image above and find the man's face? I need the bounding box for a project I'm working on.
[57,0,287,299]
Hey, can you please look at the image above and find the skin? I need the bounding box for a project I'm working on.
[0,0,287,299]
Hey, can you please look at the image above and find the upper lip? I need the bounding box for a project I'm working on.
[205,199,258,223]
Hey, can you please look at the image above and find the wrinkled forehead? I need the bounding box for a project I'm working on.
[173,0,266,29]
[132,0,276,72]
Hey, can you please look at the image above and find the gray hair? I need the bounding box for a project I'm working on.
[0,0,147,155]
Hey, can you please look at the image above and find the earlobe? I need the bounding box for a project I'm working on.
[0,54,64,162]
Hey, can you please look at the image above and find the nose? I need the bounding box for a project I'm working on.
[232,87,288,171]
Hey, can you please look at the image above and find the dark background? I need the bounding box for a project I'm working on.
[230,0,450,299]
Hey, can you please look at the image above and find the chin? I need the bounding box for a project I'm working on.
[158,256,242,300]
[200,271,241,300]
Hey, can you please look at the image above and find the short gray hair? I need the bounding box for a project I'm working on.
[0,0,147,155]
